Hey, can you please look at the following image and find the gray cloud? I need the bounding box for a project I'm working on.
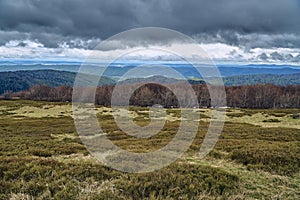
[270,52,284,61]
[285,54,294,60]
[0,0,299,51]
[258,53,268,61]
[292,53,300,62]
[257,52,300,63]
[0,30,102,49]
[193,32,300,51]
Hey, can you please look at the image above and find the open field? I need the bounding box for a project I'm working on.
[0,100,299,199]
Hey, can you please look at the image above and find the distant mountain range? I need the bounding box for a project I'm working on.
[0,69,299,94]
[1,64,300,77]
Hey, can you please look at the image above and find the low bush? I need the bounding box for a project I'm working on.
[229,143,300,176]
[262,118,281,123]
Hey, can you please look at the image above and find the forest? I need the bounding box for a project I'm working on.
[5,83,300,109]
[1,70,300,94]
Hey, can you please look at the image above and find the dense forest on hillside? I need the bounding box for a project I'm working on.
[0,70,300,95]
[224,73,300,86]
[0,70,115,94]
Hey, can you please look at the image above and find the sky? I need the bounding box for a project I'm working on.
[0,0,300,64]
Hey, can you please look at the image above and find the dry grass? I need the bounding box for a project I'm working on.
[0,100,299,199]
[227,112,300,129]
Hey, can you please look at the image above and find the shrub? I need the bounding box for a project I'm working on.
[230,144,300,176]
[262,118,280,123]
[291,113,300,119]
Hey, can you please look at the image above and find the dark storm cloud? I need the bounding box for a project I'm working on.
[0,31,29,46]
[0,0,299,49]
[193,32,300,50]
[0,0,138,38]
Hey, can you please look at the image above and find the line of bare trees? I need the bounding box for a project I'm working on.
[6,83,300,108]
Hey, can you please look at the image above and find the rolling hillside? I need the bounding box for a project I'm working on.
[223,73,300,86]
[0,70,299,94]
[0,70,115,94]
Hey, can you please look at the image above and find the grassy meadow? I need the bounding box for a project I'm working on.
[0,100,299,199]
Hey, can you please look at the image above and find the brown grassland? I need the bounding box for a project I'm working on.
[0,100,299,199]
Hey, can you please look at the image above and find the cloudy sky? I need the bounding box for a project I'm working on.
[0,0,300,64]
